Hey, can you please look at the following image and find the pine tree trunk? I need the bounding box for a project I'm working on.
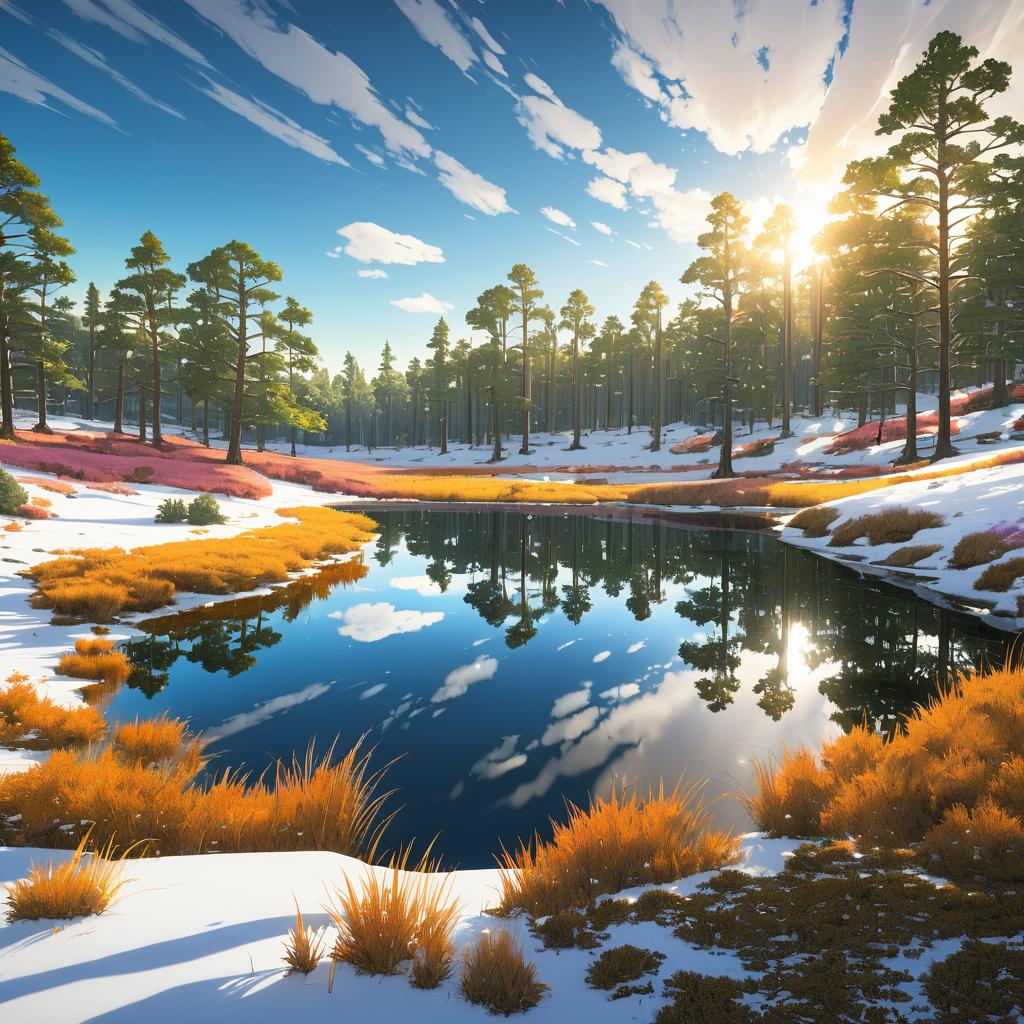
[87,326,96,421]
[713,272,735,479]
[202,398,210,447]
[226,326,246,466]
[32,362,51,433]
[149,305,162,449]
[138,391,147,443]
[114,362,125,433]
[257,424,265,452]
[899,345,919,464]
[0,324,15,440]
[570,334,583,450]
[651,316,663,451]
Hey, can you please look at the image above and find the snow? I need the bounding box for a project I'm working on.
[0,835,797,1024]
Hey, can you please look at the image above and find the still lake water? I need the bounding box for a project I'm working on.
[108,508,1013,867]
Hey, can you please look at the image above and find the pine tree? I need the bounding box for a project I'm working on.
[426,317,452,453]
[559,289,595,451]
[82,282,102,420]
[507,265,544,454]
[277,296,318,455]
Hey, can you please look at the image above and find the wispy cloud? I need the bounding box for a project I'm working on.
[202,681,333,743]
[391,293,454,314]
[434,150,514,215]
[0,46,116,126]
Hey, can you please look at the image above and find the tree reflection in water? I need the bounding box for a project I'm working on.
[121,509,1012,733]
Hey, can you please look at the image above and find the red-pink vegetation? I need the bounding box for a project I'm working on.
[749,665,1024,881]
[670,433,716,455]
[15,503,52,519]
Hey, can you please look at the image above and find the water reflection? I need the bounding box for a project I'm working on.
[106,509,1016,866]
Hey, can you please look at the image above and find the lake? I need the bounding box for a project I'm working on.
[106,507,1014,868]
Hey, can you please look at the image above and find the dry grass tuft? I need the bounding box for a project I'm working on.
[950,530,1021,570]
[975,556,1024,593]
[787,506,839,538]
[0,673,105,749]
[460,929,548,1015]
[326,845,458,982]
[749,665,1024,881]
[497,780,738,917]
[4,830,140,922]
[57,637,131,686]
[282,902,326,975]
[27,506,377,622]
[875,544,943,567]
[110,715,204,772]
[828,506,945,547]
[0,737,389,857]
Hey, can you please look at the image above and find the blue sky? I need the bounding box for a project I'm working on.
[1,0,1019,372]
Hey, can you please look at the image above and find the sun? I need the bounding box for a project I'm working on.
[787,185,837,273]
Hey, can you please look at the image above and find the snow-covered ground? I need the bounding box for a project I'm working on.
[0,836,798,1024]
[781,457,1024,626]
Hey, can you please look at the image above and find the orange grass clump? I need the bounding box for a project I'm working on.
[0,673,105,750]
[26,506,377,622]
[749,665,1024,881]
[459,930,548,1015]
[4,830,141,922]
[326,845,459,981]
[0,738,390,857]
[110,715,204,772]
[828,506,945,547]
[787,506,839,538]
[57,637,132,686]
[497,780,739,917]
[975,556,1024,593]
[282,902,327,975]
[875,544,943,567]
[949,530,1022,569]
[17,477,76,495]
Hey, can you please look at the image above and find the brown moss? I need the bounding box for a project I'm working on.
[874,543,943,567]
[924,939,1024,1024]
[585,944,665,992]
[975,557,1024,593]
[787,506,839,537]
[950,530,1020,569]
[828,506,945,547]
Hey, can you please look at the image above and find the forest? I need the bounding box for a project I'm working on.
[1,30,1022,480]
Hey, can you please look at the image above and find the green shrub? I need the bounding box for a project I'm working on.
[186,493,225,525]
[586,945,665,992]
[0,468,28,515]
[154,498,189,524]
[125,466,155,484]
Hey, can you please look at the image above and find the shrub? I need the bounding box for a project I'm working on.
[920,800,1024,882]
[828,506,945,547]
[787,506,839,538]
[327,847,458,980]
[0,673,105,749]
[40,580,130,622]
[747,744,832,837]
[57,638,132,686]
[656,972,752,1024]
[16,477,76,495]
[155,498,189,523]
[950,526,1024,569]
[30,495,52,508]
[497,780,738,917]
[16,502,51,519]
[282,902,326,975]
[187,492,225,525]
[924,940,1024,1024]
[975,557,1024,592]
[459,930,548,1015]
[4,831,139,922]
[875,544,943,567]
[585,945,665,992]
[3,521,22,532]
[532,909,600,949]
[111,715,203,772]
[0,737,389,857]
[124,465,155,483]
[0,466,28,514]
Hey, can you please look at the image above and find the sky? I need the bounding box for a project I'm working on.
[1,0,1022,374]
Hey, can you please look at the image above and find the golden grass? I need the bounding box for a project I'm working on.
[497,780,739,917]
[27,506,377,622]
[828,506,945,547]
[4,830,140,922]
[949,531,1018,570]
[874,544,943,567]
[459,930,548,1015]
[748,665,1024,880]
[0,672,105,750]
[975,556,1024,593]
[282,902,326,975]
[326,845,458,981]
[0,737,390,857]
[110,715,204,772]
[4,521,23,532]
[787,506,839,537]
[57,637,132,686]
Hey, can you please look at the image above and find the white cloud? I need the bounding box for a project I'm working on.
[434,150,514,215]
[627,640,646,653]
[593,650,611,663]
[587,176,628,210]
[336,222,445,265]
[596,0,845,155]
[599,683,641,702]
[541,706,601,746]
[395,0,477,74]
[591,221,613,235]
[355,143,385,166]
[360,683,387,699]
[588,259,609,268]
[184,0,431,158]
[551,687,591,719]
[516,78,602,159]
[357,269,389,279]
[48,28,183,118]
[482,49,508,77]
[583,147,675,197]
[546,227,581,247]
[64,0,210,66]
[405,107,434,130]
[431,656,499,702]
[199,76,349,166]
[333,602,444,642]
[390,574,442,596]
[623,239,642,249]
[471,735,526,780]
[391,293,454,314]
[470,16,505,55]
[202,682,332,743]
[0,46,116,125]
[541,206,576,228]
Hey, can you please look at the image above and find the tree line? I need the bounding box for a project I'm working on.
[1,32,1021,473]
